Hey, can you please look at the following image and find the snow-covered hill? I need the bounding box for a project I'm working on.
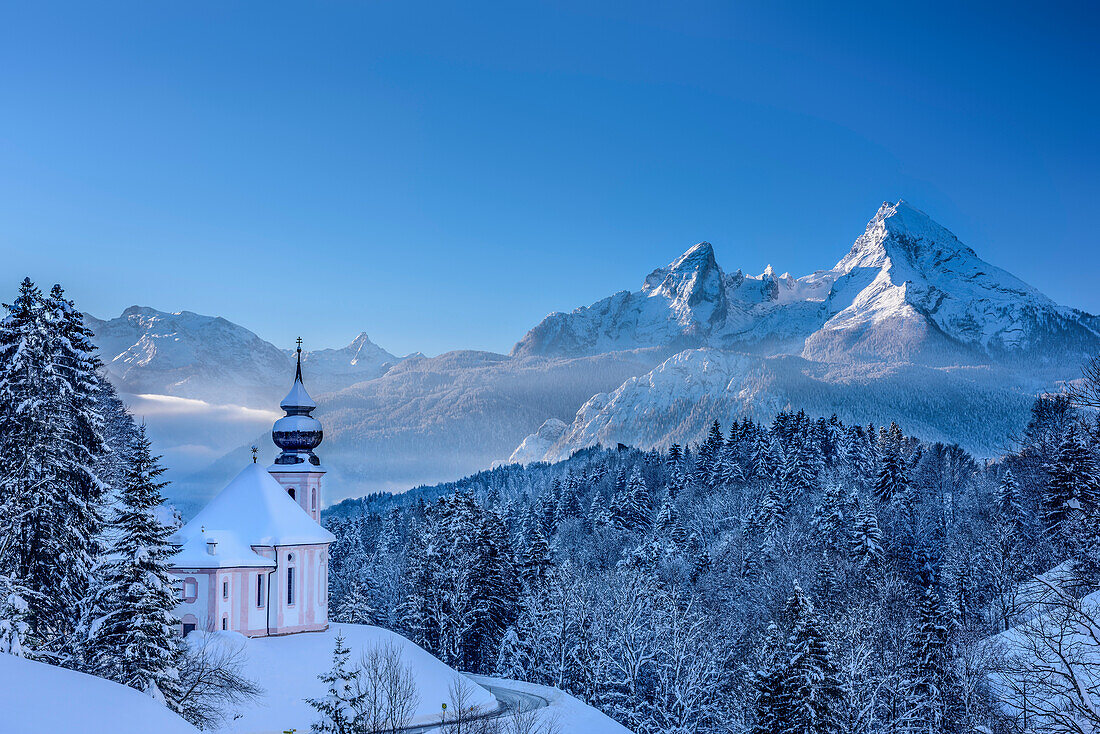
[202,624,629,734]
[513,201,1100,366]
[514,348,1048,464]
[0,653,199,734]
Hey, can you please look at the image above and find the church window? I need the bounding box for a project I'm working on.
[257,573,265,607]
[312,488,317,511]
[221,616,227,631]
[222,579,229,599]
[287,566,295,605]
[288,488,296,500]
[319,561,326,604]
[183,623,196,636]
[182,579,197,602]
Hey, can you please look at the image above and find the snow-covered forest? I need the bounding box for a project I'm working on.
[0,278,261,729]
[324,388,1100,733]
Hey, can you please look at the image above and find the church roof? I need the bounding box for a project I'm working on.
[171,463,335,569]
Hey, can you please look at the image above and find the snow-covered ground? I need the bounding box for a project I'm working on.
[201,624,633,734]
[0,653,199,734]
[209,623,498,733]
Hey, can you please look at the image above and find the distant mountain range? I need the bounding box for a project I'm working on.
[85,201,1099,513]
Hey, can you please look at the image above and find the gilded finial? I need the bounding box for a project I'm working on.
[251,445,259,463]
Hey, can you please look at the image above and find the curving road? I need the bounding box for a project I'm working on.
[398,678,551,733]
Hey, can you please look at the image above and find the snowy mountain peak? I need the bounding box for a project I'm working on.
[835,199,978,274]
[512,199,1099,364]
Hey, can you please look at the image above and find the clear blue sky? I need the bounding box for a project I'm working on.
[1,1,1097,356]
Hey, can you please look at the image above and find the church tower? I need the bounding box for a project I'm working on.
[269,339,325,522]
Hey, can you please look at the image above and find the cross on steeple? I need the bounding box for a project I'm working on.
[294,337,304,382]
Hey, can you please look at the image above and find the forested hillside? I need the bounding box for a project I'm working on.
[325,392,1100,733]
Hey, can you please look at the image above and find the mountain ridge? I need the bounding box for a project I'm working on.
[77,199,1098,508]
[512,200,1100,366]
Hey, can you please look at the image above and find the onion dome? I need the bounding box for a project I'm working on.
[272,339,323,466]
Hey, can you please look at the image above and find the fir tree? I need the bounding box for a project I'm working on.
[910,560,964,733]
[613,467,652,534]
[1042,426,1100,547]
[520,521,552,588]
[84,425,183,709]
[848,494,883,569]
[751,622,786,734]
[306,631,364,734]
[995,467,1024,530]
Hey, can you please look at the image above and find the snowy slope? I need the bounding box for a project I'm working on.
[516,348,1053,463]
[202,624,497,733]
[0,653,199,734]
[513,201,1100,366]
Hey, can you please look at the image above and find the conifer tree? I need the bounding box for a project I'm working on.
[751,622,786,734]
[0,278,106,645]
[1042,426,1100,547]
[613,467,652,534]
[520,521,552,588]
[910,561,964,733]
[306,631,364,734]
[874,448,908,505]
[655,494,689,548]
[848,494,883,569]
[84,425,183,708]
[996,467,1026,534]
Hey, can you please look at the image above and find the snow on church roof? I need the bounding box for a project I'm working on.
[171,464,334,570]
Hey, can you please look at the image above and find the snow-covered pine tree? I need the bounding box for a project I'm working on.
[613,466,652,534]
[873,447,908,506]
[331,579,376,625]
[84,425,183,708]
[751,622,787,734]
[655,493,689,549]
[910,560,964,733]
[0,572,30,657]
[520,519,552,589]
[848,494,883,570]
[306,631,364,734]
[777,582,842,734]
[811,482,846,557]
[1042,425,1100,549]
[995,467,1025,532]
[0,279,72,643]
[45,284,106,648]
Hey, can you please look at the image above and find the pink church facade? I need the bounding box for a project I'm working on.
[170,347,335,637]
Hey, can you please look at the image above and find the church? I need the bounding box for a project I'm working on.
[169,344,335,637]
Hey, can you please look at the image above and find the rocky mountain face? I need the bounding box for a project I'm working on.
[509,201,1099,464]
[83,201,1099,511]
[513,201,1100,366]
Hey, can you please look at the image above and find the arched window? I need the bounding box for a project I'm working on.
[222,578,229,599]
[256,573,265,608]
[287,566,295,606]
[319,559,326,604]
[311,488,317,511]
[288,487,296,500]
